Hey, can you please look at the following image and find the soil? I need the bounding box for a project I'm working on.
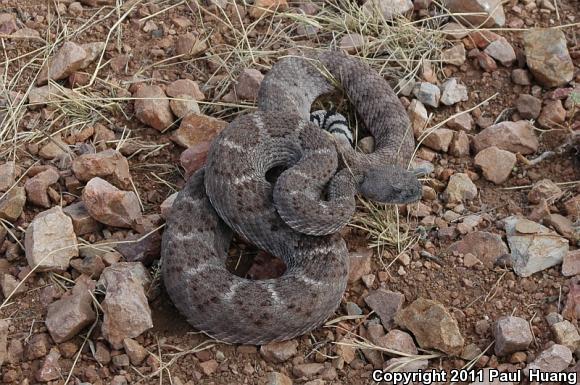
[0,0,579,385]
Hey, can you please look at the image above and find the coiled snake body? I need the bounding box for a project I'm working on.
[161,51,420,344]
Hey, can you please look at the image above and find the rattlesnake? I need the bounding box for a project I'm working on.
[161,51,421,344]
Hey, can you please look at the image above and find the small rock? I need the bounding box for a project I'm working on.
[234,69,264,101]
[515,94,542,120]
[339,33,366,54]
[484,37,516,66]
[0,186,26,222]
[380,329,418,355]
[523,29,574,88]
[493,316,533,355]
[538,99,566,128]
[408,99,428,138]
[511,69,532,85]
[364,289,405,330]
[175,32,208,56]
[543,214,576,240]
[395,298,464,355]
[72,149,132,190]
[440,78,468,106]
[448,231,509,268]
[473,120,539,154]
[82,177,142,228]
[362,0,413,19]
[171,113,228,148]
[524,344,572,375]
[413,82,440,108]
[24,168,59,208]
[441,22,469,39]
[45,276,96,343]
[180,143,211,177]
[133,85,173,131]
[441,44,466,66]
[63,201,100,235]
[0,13,17,34]
[345,302,362,316]
[38,134,68,160]
[442,173,477,203]
[260,340,298,363]
[528,179,562,204]
[265,372,292,385]
[70,255,105,278]
[169,95,200,119]
[449,130,470,157]
[474,146,516,184]
[25,206,78,271]
[78,41,105,69]
[442,0,505,27]
[564,195,579,218]
[562,250,580,277]
[36,348,61,382]
[1,274,26,298]
[347,248,372,283]
[160,192,178,219]
[551,320,580,351]
[166,79,205,101]
[422,128,454,152]
[93,342,111,365]
[99,262,152,349]
[292,363,325,379]
[249,0,288,18]
[504,216,569,277]
[25,333,50,360]
[477,52,498,72]
[122,338,148,365]
[37,42,88,85]
[447,112,474,131]
[0,162,21,192]
[112,353,130,367]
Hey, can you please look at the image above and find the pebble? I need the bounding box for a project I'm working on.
[25,206,78,271]
[171,113,228,148]
[523,29,574,87]
[443,0,505,27]
[38,134,68,160]
[524,344,572,375]
[447,112,473,131]
[133,85,174,131]
[441,22,469,39]
[0,162,21,192]
[82,177,142,229]
[0,320,7,367]
[564,195,579,218]
[381,329,418,355]
[477,52,498,72]
[260,340,298,363]
[72,149,132,190]
[515,94,542,120]
[448,231,509,268]
[511,69,532,85]
[474,146,516,184]
[180,143,211,177]
[395,298,464,355]
[37,41,88,85]
[442,173,477,203]
[166,79,205,101]
[24,168,59,208]
[537,99,566,128]
[562,250,580,277]
[504,216,569,277]
[122,338,148,365]
[232,68,264,102]
[169,95,200,119]
[528,179,562,204]
[484,37,516,67]
[441,44,466,66]
[551,320,580,352]
[98,262,153,349]
[362,0,413,19]
[175,32,207,57]
[160,192,178,219]
[408,99,428,138]
[25,333,50,360]
[347,248,372,283]
[449,130,470,157]
[493,316,533,356]
[0,13,18,34]
[543,214,576,241]
[0,186,26,222]
[250,0,288,18]
[265,371,292,385]
[45,276,96,343]
[473,121,539,155]
[1,274,26,298]
[36,348,61,382]
[345,302,362,316]
[70,255,105,278]
[364,289,404,330]
[440,78,468,106]
[422,128,454,152]
[292,363,325,379]
[413,82,440,108]
[63,201,100,235]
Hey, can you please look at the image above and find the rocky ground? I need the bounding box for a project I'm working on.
[0,0,578,384]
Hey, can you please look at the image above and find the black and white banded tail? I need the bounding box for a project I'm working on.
[310,110,353,146]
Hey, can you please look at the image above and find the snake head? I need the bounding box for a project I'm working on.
[359,165,422,204]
